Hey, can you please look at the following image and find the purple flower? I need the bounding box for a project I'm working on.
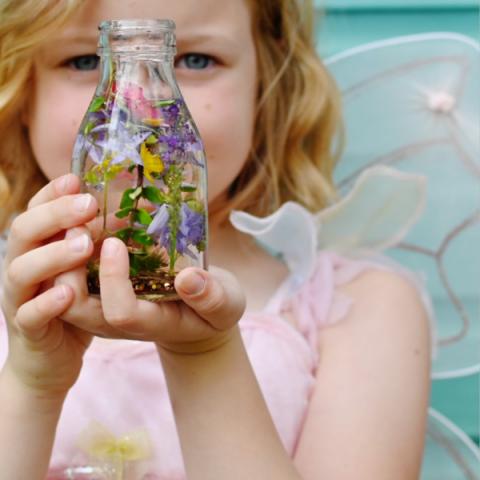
[147,203,205,259]
[87,120,151,165]
[156,125,204,168]
[178,203,205,254]
[146,204,170,246]
[162,101,181,126]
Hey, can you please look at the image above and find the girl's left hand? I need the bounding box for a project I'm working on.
[54,237,246,354]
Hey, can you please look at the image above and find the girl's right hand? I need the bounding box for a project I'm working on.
[0,174,98,400]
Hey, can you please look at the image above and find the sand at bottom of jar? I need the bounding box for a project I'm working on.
[87,263,180,302]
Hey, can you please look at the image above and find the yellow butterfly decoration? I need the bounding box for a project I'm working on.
[77,421,153,480]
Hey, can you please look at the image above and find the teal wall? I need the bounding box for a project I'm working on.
[314,0,479,446]
[315,0,479,57]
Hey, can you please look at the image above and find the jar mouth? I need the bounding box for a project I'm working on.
[98,19,176,56]
[99,19,176,32]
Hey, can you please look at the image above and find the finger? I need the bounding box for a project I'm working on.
[21,173,82,255]
[98,237,138,328]
[54,230,119,338]
[55,228,92,297]
[175,267,246,331]
[6,192,97,263]
[5,228,93,307]
[15,285,74,341]
[97,238,187,338]
[27,174,80,209]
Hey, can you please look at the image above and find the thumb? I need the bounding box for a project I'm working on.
[175,266,246,331]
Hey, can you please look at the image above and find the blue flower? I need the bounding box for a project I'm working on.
[146,204,170,246]
[90,122,151,166]
[147,203,205,259]
[177,203,205,256]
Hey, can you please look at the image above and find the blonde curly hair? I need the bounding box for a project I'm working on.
[0,0,82,230]
[0,0,343,230]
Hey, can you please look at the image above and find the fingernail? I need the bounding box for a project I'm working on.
[56,175,70,194]
[65,227,83,240]
[102,238,119,258]
[73,194,92,212]
[179,272,206,296]
[68,233,89,253]
[54,285,67,301]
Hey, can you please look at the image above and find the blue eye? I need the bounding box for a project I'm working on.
[68,55,99,71]
[176,53,215,70]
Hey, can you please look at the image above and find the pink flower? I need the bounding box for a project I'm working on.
[122,82,163,123]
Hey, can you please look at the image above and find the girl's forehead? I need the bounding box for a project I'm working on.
[62,0,252,36]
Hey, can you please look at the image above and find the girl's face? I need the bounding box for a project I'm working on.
[25,0,257,215]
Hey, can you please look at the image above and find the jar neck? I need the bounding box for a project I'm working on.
[95,20,180,99]
[97,19,177,58]
[97,54,181,99]
[99,52,176,63]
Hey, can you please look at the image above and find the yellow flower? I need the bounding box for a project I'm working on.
[140,142,164,182]
[143,117,165,127]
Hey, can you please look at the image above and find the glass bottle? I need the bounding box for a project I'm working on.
[72,20,208,302]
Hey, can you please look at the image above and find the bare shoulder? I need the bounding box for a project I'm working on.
[341,267,425,303]
[313,267,433,405]
[294,268,432,479]
[321,268,432,356]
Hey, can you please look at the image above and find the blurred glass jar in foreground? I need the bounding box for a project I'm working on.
[72,20,208,302]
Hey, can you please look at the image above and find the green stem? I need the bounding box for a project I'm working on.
[130,165,144,229]
[168,204,179,275]
[103,177,109,232]
[166,166,182,276]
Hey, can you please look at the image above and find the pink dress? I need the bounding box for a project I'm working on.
[0,197,433,479]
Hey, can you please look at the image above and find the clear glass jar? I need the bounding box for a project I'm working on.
[72,20,208,302]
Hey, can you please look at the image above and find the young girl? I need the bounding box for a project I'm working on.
[0,0,432,478]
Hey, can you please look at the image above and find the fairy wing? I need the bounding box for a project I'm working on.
[324,31,480,380]
[231,31,479,478]
[324,32,480,478]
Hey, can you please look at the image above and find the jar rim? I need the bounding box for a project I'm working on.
[98,19,176,31]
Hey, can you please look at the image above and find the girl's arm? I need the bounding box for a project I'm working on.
[0,174,97,479]
[293,269,431,479]
[0,366,65,479]
[158,326,302,480]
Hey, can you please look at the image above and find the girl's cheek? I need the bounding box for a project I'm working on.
[27,81,95,180]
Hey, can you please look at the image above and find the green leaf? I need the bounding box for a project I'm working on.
[115,208,132,219]
[88,96,105,113]
[186,199,204,214]
[120,189,136,209]
[84,170,100,185]
[104,164,124,182]
[84,121,95,135]
[129,264,139,277]
[115,228,133,242]
[132,229,154,246]
[135,208,153,226]
[129,253,140,276]
[129,187,143,201]
[129,251,165,275]
[128,164,137,173]
[142,186,167,204]
[154,99,175,107]
[180,184,197,193]
[145,134,158,145]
